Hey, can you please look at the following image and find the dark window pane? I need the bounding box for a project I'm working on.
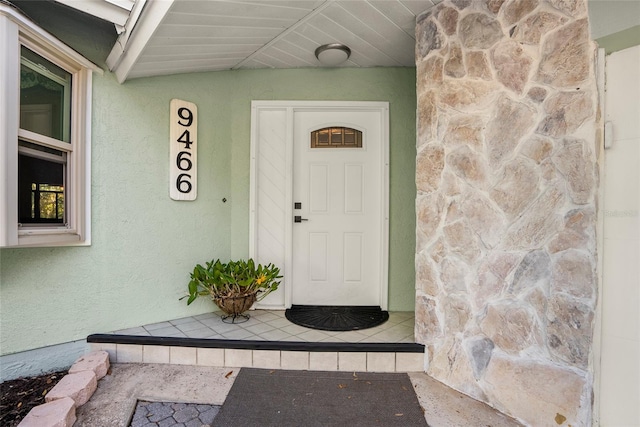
[331,128,342,144]
[18,144,65,224]
[318,129,329,144]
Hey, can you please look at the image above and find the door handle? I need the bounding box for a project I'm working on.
[294,216,309,223]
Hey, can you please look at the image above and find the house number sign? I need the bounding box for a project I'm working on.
[170,99,197,200]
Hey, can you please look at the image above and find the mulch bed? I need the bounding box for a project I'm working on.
[0,370,67,426]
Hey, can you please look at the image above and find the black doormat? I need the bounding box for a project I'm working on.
[285,305,389,331]
[213,368,428,427]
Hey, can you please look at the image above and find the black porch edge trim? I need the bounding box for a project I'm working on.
[87,334,425,353]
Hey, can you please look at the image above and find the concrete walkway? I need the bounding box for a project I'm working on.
[75,364,522,426]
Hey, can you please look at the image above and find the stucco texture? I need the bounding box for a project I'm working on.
[0,67,416,355]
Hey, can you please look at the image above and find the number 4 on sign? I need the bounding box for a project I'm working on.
[170,99,197,201]
[177,130,193,149]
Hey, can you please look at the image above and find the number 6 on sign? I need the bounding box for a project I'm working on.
[170,99,197,200]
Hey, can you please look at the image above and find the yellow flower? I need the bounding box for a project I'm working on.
[255,275,267,285]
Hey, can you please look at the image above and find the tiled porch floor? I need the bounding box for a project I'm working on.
[113,310,416,344]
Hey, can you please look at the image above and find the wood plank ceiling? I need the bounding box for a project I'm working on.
[123,0,442,80]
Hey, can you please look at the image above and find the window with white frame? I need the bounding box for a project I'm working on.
[1,5,98,247]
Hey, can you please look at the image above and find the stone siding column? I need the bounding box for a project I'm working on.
[414,1,599,425]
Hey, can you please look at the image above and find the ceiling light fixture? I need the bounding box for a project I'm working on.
[315,43,351,66]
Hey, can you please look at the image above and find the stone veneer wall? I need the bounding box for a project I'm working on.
[414,0,599,425]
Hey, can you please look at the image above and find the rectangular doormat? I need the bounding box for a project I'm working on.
[213,368,428,426]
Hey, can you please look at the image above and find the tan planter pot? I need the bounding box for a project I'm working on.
[214,292,257,319]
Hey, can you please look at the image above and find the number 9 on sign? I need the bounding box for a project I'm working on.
[170,99,197,200]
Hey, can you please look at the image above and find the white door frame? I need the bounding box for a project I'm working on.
[594,45,640,426]
[249,100,389,310]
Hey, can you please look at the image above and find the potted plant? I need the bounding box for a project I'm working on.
[182,258,281,322]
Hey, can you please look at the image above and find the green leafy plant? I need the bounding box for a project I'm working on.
[182,259,281,306]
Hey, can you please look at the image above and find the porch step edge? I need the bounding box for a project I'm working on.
[86,334,425,353]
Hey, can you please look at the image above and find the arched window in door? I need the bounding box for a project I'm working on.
[310,127,362,148]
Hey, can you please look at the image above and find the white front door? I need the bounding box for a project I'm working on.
[291,108,386,306]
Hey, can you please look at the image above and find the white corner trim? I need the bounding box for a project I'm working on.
[248,103,258,258]
[105,0,136,11]
[83,70,93,246]
[106,0,173,83]
[0,13,19,247]
[380,103,390,311]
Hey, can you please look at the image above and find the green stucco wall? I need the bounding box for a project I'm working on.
[0,67,417,355]
[597,25,640,54]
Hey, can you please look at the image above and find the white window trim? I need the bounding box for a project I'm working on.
[0,4,101,248]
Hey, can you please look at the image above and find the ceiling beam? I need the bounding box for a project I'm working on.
[106,0,173,83]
